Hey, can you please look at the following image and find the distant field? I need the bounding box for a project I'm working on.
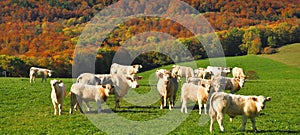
[261,43,300,68]
[1,55,300,134]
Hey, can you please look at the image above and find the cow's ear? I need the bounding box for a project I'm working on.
[251,97,257,102]
[58,80,63,83]
[126,76,132,80]
[266,97,272,101]
[102,85,106,89]
[201,84,205,87]
[158,73,163,79]
[137,76,143,80]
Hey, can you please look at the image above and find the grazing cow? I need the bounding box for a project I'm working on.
[223,77,245,94]
[69,83,112,114]
[209,92,271,132]
[232,67,246,80]
[110,63,142,75]
[171,65,194,81]
[181,82,210,114]
[76,73,102,85]
[50,80,66,115]
[194,68,213,79]
[206,66,230,77]
[156,70,178,110]
[111,73,142,108]
[29,67,53,83]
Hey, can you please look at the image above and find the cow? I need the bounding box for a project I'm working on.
[50,79,66,115]
[110,63,142,75]
[180,82,210,114]
[194,68,213,79]
[187,77,212,86]
[209,92,271,132]
[232,67,246,80]
[171,65,194,81]
[156,69,178,110]
[206,66,230,77]
[94,74,112,84]
[29,67,53,83]
[69,83,112,114]
[223,77,245,94]
[76,73,102,85]
[111,73,142,108]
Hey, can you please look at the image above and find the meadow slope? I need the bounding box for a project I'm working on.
[0,55,299,134]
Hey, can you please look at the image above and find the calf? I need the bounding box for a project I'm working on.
[209,92,271,132]
[181,82,210,114]
[171,65,194,81]
[111,73,142,108]
[69,83,111,114]
[29,67,53,83]
[156,70,178,110]
[50,80,66,115]
[110,63,142,75]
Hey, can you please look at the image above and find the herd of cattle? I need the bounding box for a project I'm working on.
[30,64,271,132]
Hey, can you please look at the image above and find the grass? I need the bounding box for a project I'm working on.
[261,43,300,68]
[1,54,300,134]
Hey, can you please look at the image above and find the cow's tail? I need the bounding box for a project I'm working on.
[209,92,218,114]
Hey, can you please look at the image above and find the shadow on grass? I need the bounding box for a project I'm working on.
[256,130,300,134]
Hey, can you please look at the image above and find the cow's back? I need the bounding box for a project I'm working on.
[77,73,101,85]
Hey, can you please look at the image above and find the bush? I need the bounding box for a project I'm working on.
[263,46,278,54]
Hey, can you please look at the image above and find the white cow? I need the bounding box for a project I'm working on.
[110,63,142,75]
[181,82,210,114]
[111,73,142,108]
[76,73,102,85]
[171,65,194,81]
[69,83,112,114]
[29,67,53,83]
[50,80,66,115]
[209,92,271,132]
[206,66,230,77]
[222,77,245,94]
[232,67,246,80]
[156,70,178,110]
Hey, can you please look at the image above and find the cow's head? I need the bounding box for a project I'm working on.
[132,64,142,74]
[235,78,245,88]
[201,80,211,93]
[100,84,112,97]
[157,70,170,84]
[251,96,272,112]
[126,74,142,88]
[46,70,53,77]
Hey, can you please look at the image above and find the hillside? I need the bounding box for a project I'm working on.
[261,43,300,68]
[0,0,300,77]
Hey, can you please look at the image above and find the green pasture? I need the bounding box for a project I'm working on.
[1,54,300,134]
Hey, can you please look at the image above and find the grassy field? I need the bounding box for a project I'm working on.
[1,54,300,134]
[261,43,300,68]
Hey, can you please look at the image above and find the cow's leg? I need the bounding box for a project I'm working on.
[115,95,120,108]
[168,99,172,110]
[84,101,91,111]
[160,96,163,109]
[163,95,167,107]
[58,103,63,115]
[77,98,84,113]
[181,98,187,113]
[198,100,202,114]
[241,116,247,131]
[97,101,101,113]
[203,104,207,115]
[209,109,216,132]
[250,117,257,132]
[54,103,58,115]
[217,112,225,132]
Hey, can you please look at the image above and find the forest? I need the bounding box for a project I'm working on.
[0,0,300,77]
